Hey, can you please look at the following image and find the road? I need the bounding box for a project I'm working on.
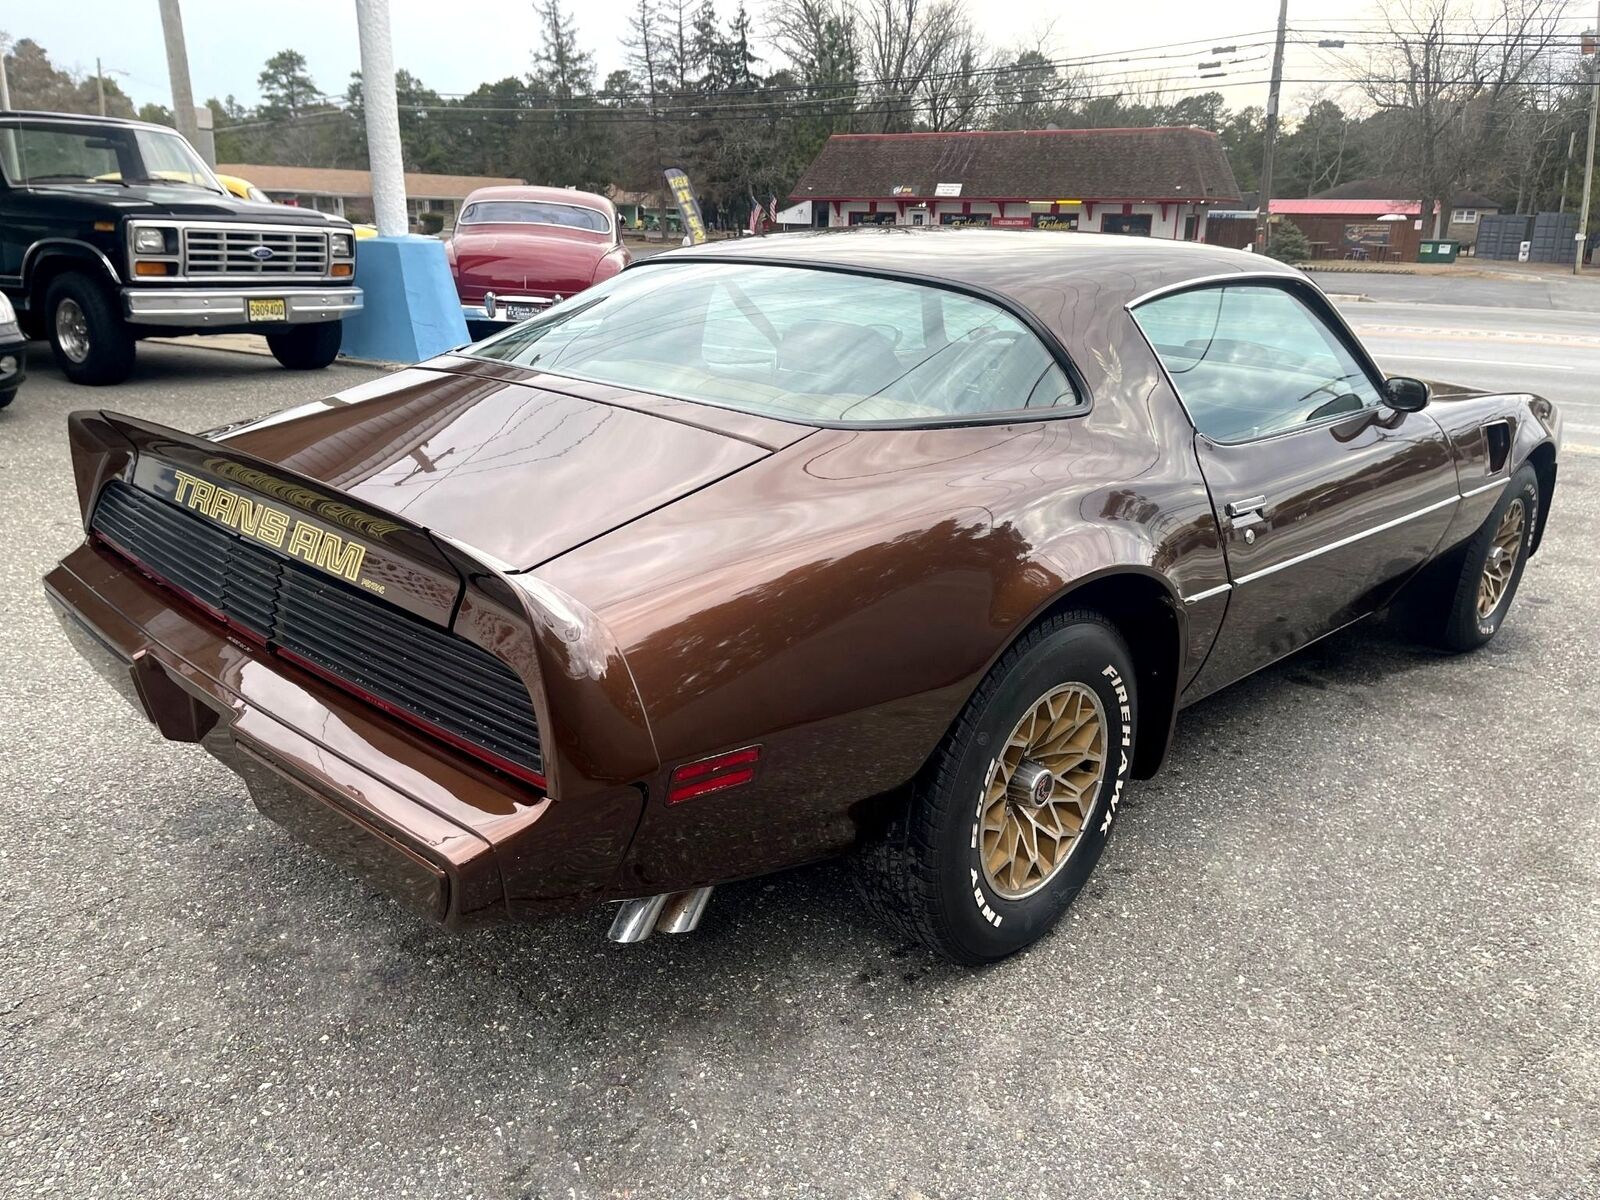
[2,327,1598,1199]
[1328,298,1600,448]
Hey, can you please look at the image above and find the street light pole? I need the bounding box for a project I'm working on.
[0,34,12,110]
[1254,0,1290,254]
[1576,6,1600,275]
[96,58,106,116]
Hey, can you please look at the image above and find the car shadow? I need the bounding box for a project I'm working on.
[186,610,1501,1056]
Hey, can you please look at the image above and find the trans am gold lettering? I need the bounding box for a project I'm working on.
[166,469,365,580]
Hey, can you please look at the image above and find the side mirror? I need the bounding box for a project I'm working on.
[1383,376,1430,412]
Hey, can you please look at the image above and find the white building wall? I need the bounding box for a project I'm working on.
[823,198,1209,237]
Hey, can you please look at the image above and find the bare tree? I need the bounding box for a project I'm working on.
[1351,0,1571,236]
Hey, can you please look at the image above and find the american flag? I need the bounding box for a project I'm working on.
[768,195,780,223]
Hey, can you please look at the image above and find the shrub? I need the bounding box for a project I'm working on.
[1265,218,1311,264]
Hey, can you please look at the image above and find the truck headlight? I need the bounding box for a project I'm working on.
[330,233,354,258]
[133,227,170,254]
[0,292,15,324]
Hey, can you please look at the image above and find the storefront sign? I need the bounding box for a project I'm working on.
[1342,222,1391,252]
[934,182,963,197]
[891,185,914,196]
[990,216,1032,229]
[1032,213,1079,231]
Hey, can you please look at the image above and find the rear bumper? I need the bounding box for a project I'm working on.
[123,286,364,327]
[43,542,642,926]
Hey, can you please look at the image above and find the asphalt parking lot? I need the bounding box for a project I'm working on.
[2,337,1598,1199]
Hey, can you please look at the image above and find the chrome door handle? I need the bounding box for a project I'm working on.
[1225,495,1267,519]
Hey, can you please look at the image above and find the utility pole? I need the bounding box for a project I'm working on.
[0,33,12,110]
[96,58,106,116]
[1577,10,1600,274]
[158,0,200,146]
[1254,0,1290,254]
[354,0,410,237]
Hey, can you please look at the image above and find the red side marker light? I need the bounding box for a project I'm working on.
[667,746,762,804]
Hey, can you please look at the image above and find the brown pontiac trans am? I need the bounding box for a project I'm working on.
[44,229,1561,963]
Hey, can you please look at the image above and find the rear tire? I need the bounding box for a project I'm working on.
[0,388,15,410]
[1432,462,1539,652]
[856,611,1137,964]
[45,274,136,386]
[266,322,343,370]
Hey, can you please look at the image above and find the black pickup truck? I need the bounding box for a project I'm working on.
[0,110,362,386]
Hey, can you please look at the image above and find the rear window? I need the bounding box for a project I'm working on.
[459,200,610,233]
[466,261,1080,425]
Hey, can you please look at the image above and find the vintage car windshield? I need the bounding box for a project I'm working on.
[459,200,611,233]
[466,261,1080,424]
[0,121,224,194]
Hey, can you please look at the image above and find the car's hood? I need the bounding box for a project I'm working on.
[29,183,348,225]
[450,225,612,298]
[214,358,810,570]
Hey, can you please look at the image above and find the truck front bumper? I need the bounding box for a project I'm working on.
[123,286,364,327]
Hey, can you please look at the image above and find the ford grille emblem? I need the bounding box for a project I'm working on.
[248,245,275,262]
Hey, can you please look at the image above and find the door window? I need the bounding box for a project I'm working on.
[1132,283,1383,443]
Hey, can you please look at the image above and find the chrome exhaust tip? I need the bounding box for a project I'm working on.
[606,886,714,943]
[656,886,714,935]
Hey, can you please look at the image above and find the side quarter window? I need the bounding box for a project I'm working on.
[1132,283,1383,443]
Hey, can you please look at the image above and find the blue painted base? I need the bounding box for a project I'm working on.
[339,235,469,364]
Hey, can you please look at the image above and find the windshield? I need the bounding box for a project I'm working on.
[459,200,611,233]
[0,121,224,194]
[467,261,1081,425]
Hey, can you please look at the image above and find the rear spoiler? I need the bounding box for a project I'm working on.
[66,410,658,800]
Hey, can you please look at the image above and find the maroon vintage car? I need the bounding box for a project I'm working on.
[445,185,630,325]
[44,230,1560,964]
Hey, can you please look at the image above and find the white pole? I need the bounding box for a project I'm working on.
[354,0,409,238]
[1,34,14,109]
[158,0,199,146]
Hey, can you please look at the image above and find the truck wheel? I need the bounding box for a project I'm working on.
[0,389,15,410]
[45,274,136,386]
[855,611,1136,964]
[1432,462,1540,652]
[266,322,343,370]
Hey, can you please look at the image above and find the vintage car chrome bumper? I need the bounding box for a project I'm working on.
[462,292,557,324]
[123,286,364,327]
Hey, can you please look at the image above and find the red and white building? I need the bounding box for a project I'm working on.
[783,127,1242,240]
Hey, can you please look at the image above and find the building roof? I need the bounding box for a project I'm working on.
[789,128,1242,205]
[215,163,524,200]
[1270,198,1420,216]
[1310,176,1501,209]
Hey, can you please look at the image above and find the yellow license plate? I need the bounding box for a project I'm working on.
[247,298,287,322]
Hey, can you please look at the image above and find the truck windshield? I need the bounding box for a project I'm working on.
[0,122,224,194]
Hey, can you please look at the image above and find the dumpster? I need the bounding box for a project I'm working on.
[1418,239,1460,263]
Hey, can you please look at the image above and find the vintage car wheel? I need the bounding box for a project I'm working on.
[1436,462,1540,651]
[857,611,1136,964]
[0,389,15,410]
[45,275,136,386]
[265,322,343,370]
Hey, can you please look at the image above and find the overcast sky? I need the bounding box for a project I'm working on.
[0,0,1532,119]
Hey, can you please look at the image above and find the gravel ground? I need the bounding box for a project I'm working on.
[2,341,1597,1199]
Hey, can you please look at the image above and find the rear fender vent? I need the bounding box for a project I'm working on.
[1484,420,1512,474]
